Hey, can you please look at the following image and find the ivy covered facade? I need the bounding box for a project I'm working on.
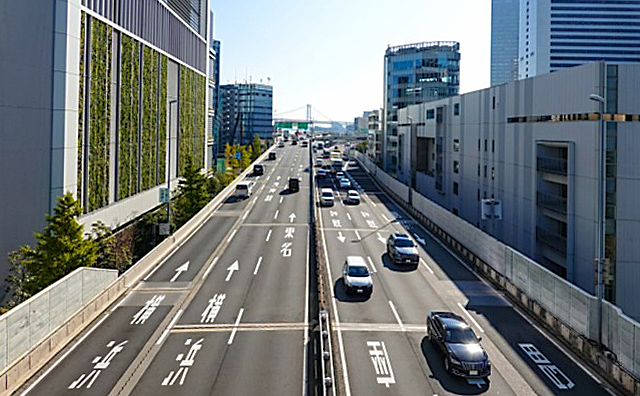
[77,13,206,214]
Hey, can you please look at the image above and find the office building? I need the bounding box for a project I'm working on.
[398,62,640,320]
[220,84,273,149]
[368,109,382,164]
[0,0,210,290]
[491,0,520,85]
[207,11,222,168]
[520,0,640,79]
[382,41,460,179]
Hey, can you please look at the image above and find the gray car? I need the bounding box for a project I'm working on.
[386,233,419,265]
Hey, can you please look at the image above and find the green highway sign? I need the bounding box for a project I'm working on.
[297,122,308,130]
[276,122,293,128]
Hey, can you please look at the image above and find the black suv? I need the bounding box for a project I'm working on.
[427,312,491,378]
[268,152,276,160]
[288,177,299,192]
[253,164,264,175]
[386,233,419,265]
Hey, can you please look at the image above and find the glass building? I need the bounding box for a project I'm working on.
[491,0,520,86]
[382,41,460,177]
[220,84,273,149]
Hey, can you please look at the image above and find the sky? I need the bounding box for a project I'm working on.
[211,0,491,122]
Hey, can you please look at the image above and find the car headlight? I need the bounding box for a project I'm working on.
[449,357,461,366]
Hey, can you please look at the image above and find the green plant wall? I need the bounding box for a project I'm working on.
[87,18,111,212]
[141,46,158,191]
[77,12,85,204]
[118,34,140,200]
[158,55,167,184]
[178,66,206,175]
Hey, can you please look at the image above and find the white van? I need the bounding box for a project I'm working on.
[235,181,253,199]
[320,188,334,206]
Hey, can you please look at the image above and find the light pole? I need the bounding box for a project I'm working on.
[167,99,178,235]
[589,92,605,346]
[407,116,414,205]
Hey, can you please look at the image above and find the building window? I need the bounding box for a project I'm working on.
[453,139,460,152]
[492,167,495,180]
[484,139,488,151]
[454,103,460,116]
[426,109,435,119]
[477,189,480,201]
[478,139,481,151]
[492,96,496,109]
[492,140,495,152]
[453,182,459,195]
[453,208,459,216]
[453,160,459,173]
[484,165,487,178]
[477,164,480,176]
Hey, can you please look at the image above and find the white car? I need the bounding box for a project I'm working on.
[343,256,373,296]
[346,190,360,204]
[335,171,345,179]
[339,178,351,189]
[316,159,323,166]
[320,188,334,206]
[235,181,253,199]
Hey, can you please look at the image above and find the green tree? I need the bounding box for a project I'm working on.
[174,155,211,227]
[92,221,131,272]
[240,145,251,170]
[3,248,32,309]
[251,134,261,161]
[8,193,97,297]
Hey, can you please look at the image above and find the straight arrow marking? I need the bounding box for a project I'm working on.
[337,232,346,243]
[170,261,189,282]
[226,261,239,282]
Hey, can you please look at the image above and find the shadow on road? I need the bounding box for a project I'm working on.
[420,336,490,395]
[380,252,419,272]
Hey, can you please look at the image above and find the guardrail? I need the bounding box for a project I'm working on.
[354,151,640,395]
[0,146,275,396]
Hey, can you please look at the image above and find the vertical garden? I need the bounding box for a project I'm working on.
[178,65,206,176]
[118,34,140,200]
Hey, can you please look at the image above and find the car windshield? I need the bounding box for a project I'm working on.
[395,238,414,247]
[349,192,358,197]
[445,327,477,344]
[347,265,369,277]
[322,192,332,197]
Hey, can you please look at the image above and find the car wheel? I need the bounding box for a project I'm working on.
[444,357,451,373]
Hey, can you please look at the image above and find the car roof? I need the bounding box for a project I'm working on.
[346,256,367,267]
[433,312,468,329]
[321,188,333,193]
[348,190,358,194]
[393,233,410,239]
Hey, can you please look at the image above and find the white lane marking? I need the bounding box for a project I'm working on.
[274,210,279,219]
[346,213,352,221]
[225,261,239,282]
[242,210,249,221]
[19,313,112,395]
[253,257,263,275]
[354,230,361,240]
[381,214,389,222]
[266,229,272,242]
[227,229,237,243]
[467,378,486,388]
[377,232,386,244]
[388,301,405,332]
[457,302,484,333]
[203,257,219,278]
[518,343,575,390]
[277,175,281,180]
[156,310,183,345]
[280,196,284,204]
[419,258,434,274]
[252,197,257,205]
[367,256,377,273]
[302,228,310,396]
[228,308,245,344]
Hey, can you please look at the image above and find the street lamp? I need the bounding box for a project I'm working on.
[589,92,605,346]
[167,99,178,235]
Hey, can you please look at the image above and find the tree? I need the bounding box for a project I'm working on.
[92,221,131,272]
[240,145,251,170]
[3,248,32,309]
[251,134,261,161]
[7,193,97,298]
[174,155,211,227]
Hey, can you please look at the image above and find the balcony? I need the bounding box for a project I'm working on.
[536,192,567,215]
[537,156,568,175]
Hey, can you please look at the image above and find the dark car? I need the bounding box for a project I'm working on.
[253,164,264,176]
[288,177,300,192]
[427,312,491,378]
[386,233,419,265]
[292,140,298,145]
[268,152,276,160]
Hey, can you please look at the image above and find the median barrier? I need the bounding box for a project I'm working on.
[0,146,275,396]
[353,151,640,395]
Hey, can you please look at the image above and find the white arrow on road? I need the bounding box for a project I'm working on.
[170,261,189,282]
[413,233,426,245]
[377,233,386,244]
[337,232,346,243]
[226,261,239,282]
[289,213,296,223]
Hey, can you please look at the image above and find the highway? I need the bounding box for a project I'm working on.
[13,142,619,396]
[16,143,313,396]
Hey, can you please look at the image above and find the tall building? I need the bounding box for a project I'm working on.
[491,0,520,85]
[367,109,382,163]
[397,61,640,320]
[0,0,210,290]
[382,41,460,179]
[220,84,273,149]
[520,0,640,79]
[207,11,222,169]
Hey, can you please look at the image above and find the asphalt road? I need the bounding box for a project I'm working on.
[315,147,618,396]
[15,143,312,396]
[13,142,620,396]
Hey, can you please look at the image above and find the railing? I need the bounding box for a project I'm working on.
[537,156,568,175]
[536,226,568,254]
[537,192,568,215]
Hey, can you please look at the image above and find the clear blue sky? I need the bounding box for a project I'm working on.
[211,0,491,122]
